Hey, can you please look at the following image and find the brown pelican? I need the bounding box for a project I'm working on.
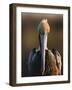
[28,19,62,76]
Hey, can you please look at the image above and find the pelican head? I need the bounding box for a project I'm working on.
[38,19,50,34]
[37,19,50,75]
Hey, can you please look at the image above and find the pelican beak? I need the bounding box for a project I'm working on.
[39,33,47,75]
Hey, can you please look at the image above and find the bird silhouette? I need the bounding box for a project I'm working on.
[28,19,62,76]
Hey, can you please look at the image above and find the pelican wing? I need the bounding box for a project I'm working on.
[45,50,60,75]
[28,48,36,73]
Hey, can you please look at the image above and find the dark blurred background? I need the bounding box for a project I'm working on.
[21,13,63,77]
